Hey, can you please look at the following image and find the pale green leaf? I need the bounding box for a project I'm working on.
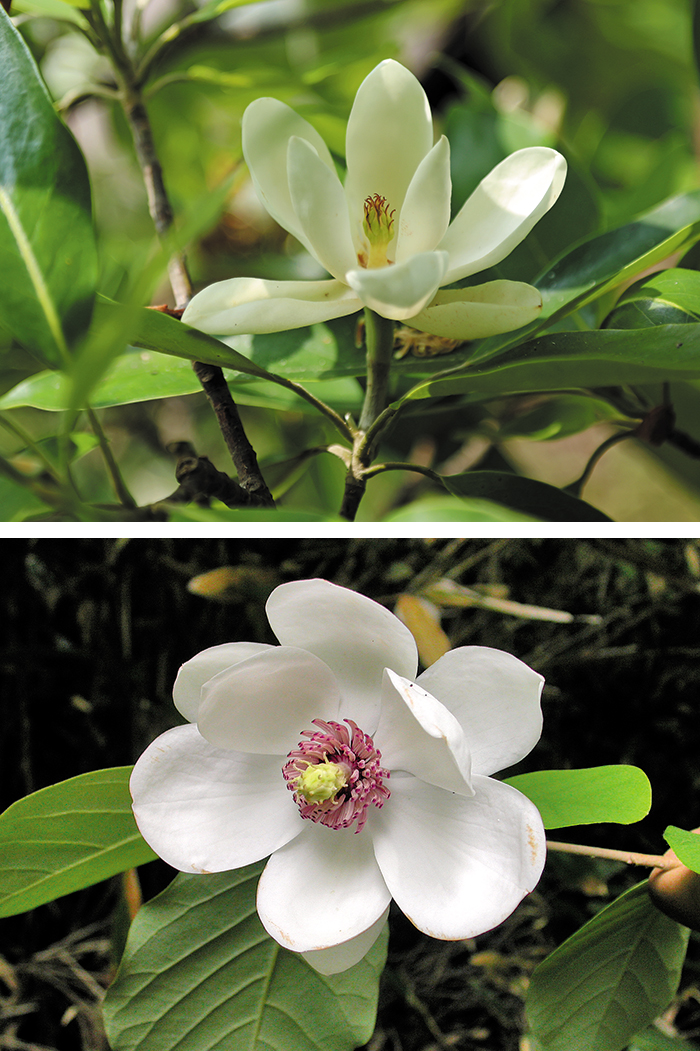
[663,826,700,873]
[0,767,156,917]
[505,767,652,830]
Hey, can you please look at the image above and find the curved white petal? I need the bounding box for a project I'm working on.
[346,251,448,321]
[371,774,546,940]
[301,907,389,974]
[395,137,452,263]
[198,646,340,754]
[287,136,357,280]
[405,281,542,340]
[417,647,544,776]
[375,670,473,795]
[130,724,303,873]
[257,822,391,952]
[345,60,434,254]
[265,580,418,731]
[242,96,336,250]
[173,642,274,722]
[440,147,567,284]
[181,277,361,336]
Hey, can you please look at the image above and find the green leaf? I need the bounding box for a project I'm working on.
[464,190,700,367]
[103,865,387,1051]
[167,504,341,522]
[527,882,689,1051]
[0,767,156,917]
[663,826,700,873]
[402,323,700,402]
[0,351,363,414]
[629,1025,700,1050]
[605,268,700,328]
[0,8,96,366]
[441,471,612,522]
[505,767,652,829]
[383,495,538,522]
[495,395,628,442]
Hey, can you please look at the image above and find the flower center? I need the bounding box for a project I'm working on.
[282,718,390,832]
[359,194,395,268]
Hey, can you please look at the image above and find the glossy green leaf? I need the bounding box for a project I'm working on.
[0,351,363,414]
[495,395,626,442]
[505,767,652,830]
[0,9,96,365]
[441,471,612,522]
[527,882,689,1051]
[402,323,700,402]
[605,268,700,328]
[0,767,156,917]
[103,865,387,1051]
[465,191,700,367]
[663,826,700,873]
[383,495,538,522]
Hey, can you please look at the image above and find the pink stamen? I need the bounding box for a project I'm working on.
[283,719,390,833]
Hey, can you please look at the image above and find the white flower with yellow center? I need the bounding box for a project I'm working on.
[130,579,546,974]
[182,60,566,341]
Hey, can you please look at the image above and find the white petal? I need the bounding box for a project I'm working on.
[173,642,274,722]
[130,724,303,873]
[242,96,336,251]
[346,251,448,321]
[265,580,418,730]
[405,281,543,339]
[198,646,340,754]
[371,774,546,940]
[439,147,567,284]
[345,60,434,254]
[301,908,389,974]
[417,647,544,777]
[375,669,473,795]
[257,822,391,952]
[395,136,452,263]
[181,276,361,336]
[287,136,357,279]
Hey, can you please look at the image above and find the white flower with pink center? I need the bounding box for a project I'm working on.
[130,579,546,974]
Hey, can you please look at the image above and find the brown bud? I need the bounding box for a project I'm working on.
[648,829,700,930]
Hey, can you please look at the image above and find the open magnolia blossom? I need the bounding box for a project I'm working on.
[182,59,566,341]
[130,579,546,974]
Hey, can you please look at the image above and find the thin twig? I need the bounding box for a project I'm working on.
[565,430,634,497]
[547,840,673,870]
[87,407,137,507]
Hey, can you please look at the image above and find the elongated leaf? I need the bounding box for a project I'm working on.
[505,767,652,830]
[0,8,96,365]
[605,268,700,328]
[383,495,538,522]
[441,471,611,521]
[454,190,700,368]
[103,866,387,1051]
[663,827,700,873]
[402,322,700,402]
[527,882,689,1051]
[0,767,156,917]
[0,352,363,414]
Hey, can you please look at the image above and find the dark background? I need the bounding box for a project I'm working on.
[2,537,700,1049]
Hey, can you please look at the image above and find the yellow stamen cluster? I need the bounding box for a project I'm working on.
[295,760,348,804]
[361,194,395,268]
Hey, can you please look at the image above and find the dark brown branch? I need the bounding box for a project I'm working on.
[187,369,274,506]
[167,444,264,507]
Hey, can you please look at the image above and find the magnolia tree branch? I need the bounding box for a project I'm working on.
[92,6,274,508]
[546,840,675,870]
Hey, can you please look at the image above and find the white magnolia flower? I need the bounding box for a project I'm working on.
[131,579,546,974]
[182,60,566,342]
